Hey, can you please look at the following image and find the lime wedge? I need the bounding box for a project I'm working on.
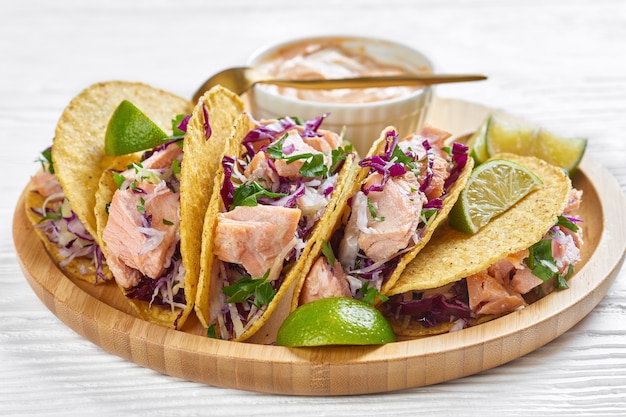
[276,297,396,347]
[466,114,491,164]
[530,128,587,174]
[479,115,587,174]
[486,117,536,156]
[448,159,543,234]
[105,100,169,156]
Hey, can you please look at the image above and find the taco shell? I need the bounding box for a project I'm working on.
[93,85,243,329]
[195,113,357,342]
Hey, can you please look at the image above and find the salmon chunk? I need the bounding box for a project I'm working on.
[273,131,322,179]
[103,181,180,288]
[467,271,525,315]
[214,205,301,277]
[298,127,342,153]
[244,151,279,190]
[357,172,423,262]
[300,257,351,305]
[32,170,63,198]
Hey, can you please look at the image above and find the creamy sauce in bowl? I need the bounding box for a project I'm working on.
[255,39,431,104]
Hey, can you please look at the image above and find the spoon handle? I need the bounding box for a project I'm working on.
[260,74,487,90]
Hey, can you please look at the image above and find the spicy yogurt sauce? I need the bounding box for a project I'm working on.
[255,39,431,104]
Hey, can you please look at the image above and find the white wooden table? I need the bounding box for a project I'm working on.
[2,0,625,415]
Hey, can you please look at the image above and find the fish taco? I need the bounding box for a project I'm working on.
[25,81,191,284]
[195,112,356,341]
[292,125,473,309]
[94,86,244,329]
[381,153,583,336]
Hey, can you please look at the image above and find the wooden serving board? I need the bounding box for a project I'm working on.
[12,98,626,396]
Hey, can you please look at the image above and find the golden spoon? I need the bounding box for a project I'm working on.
[193,66,487,102]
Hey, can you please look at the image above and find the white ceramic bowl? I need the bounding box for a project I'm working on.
[246,36,434,157]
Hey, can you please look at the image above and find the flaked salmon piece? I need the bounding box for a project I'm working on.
[487,249,529,282]
[418,125,452,150]
[297,126,342,153]
[273,131,322,179]
[511,267,544,294]
[244,151,280,191]
[214,205,301,278]
[142,142,183,170]
[420,152,450,200]
[467,271,525,315]
[300,257,351,305]
[105,253,142,289]
[552,228,582,273]
[564,188,583,214]
[32,170,63,198]
[357,172,423,262]
[103,181,180,287]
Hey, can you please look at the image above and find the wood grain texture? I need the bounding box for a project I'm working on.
[3,0,626,415]
[12,98,626,396]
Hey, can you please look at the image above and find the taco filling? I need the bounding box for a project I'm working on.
[102,138,186,313]
[204,114,354,341]
[27,147,108,283]
[298,126,471,306]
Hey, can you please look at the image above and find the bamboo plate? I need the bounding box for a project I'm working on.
[13,98,626,396]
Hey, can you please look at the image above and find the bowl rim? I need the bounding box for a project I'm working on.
[246,34,435,109]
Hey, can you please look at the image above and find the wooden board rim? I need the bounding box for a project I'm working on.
[13,98,626,396]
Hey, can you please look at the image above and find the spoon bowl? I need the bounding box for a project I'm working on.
[192,66,486,103]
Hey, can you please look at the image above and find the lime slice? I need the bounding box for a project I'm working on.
[466,114,491,164]
[276,297,396,347]
[448,159,543,234]
[530,128,587,174]
[105,100,169,156]
[486,117,536,156]
[481,115,587,174]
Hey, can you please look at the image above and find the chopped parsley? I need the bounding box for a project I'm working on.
[231,182,287,209]
[265,136,330,178]
[367,198,385,221]
[37,147,55,174]
[321,240,336,266]
[359,281,388,305]
[222,271,277,309]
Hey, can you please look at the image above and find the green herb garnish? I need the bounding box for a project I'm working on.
[222,271,277,308]
[359,281,388,305]
[367,198,385,222]
[231,182,287,209]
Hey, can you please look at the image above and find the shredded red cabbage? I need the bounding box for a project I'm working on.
[202,102,212,140]
[418,140,435,193]
[177,115,190,133]
[443,142,469,190]
[424,198,443,210]
[385,281,471,328]
[142,137,184,160]
[220,156,236,209]
[125,246,185,307]
[241,116,297,157]
[301,113,330,137]
[359,130,407,195]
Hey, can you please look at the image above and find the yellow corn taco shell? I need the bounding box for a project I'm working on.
[94,86,243,329]
[385,153,572,337]
[195,113,357,342]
